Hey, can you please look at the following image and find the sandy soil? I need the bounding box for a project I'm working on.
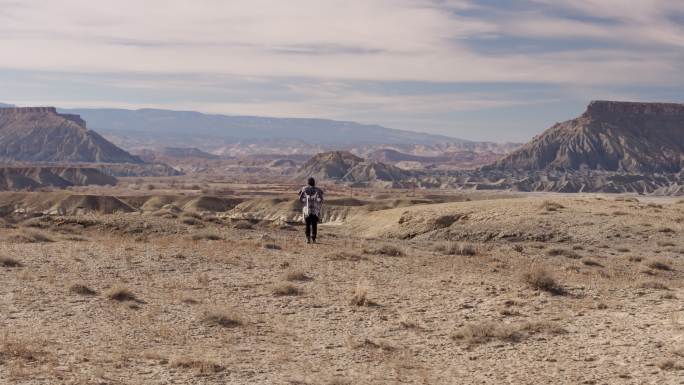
[1,192,683,384]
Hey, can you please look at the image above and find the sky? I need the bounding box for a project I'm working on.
[0,0,683,142]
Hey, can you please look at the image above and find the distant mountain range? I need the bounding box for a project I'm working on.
[59,107,462,150]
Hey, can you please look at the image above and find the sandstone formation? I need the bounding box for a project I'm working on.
[0,107,141,163]
[487,101,684,173]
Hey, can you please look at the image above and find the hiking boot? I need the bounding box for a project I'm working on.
[306,237,311,244]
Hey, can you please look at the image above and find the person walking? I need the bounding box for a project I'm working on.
[298,177,324,244]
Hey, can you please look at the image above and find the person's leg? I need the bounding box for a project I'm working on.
[305,216,312,243]
[311,215,318,242]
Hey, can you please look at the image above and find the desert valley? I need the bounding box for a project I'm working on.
[0,99,682,385]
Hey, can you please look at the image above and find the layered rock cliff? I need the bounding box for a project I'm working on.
[486,101,684,173]
[0,107,142,163]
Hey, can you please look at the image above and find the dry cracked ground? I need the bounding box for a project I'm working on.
[1,193,683,384]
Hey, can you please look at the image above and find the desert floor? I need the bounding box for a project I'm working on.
[1,191,683,384]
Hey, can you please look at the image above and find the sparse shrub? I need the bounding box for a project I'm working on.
[0,256,22,267]
[452,320,565,344]
[70,284,97,296]
[272,283,302,296]
[656,359,683,371]
[658,227,675,233]
[639,281,669,290]
[170,356,224,374]
[582,259,604,267]
[546,248,581,259]
[233,221,253,230]
[616,247,630,253]
[512,244,524,253]
[540,201,565,212]
[365,244,404,257]
[182,217,202,226]
[203,308,243,328]
[657,241,676,247]
[326,251,365,262]
[263,242,282,250]
[106,286,137,302]
[628,256,643,263]
[350,281,369,306]
[191,231,223,241]
[9,230,54,243]
[646,258,673,271]
[523,266,563,295]
[434,242,478,256]
[285,270,311,282]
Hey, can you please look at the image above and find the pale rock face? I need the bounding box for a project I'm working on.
[0,107,141,163]
[488,101,684,173]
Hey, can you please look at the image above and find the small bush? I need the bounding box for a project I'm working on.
[523,266,563,295]
[452,320,565,344]
[272,283,302,296]
[0,256,22,267]
[9,230,54,243]
[646,258,673,271]
[106,286,137,302]
[365,244,404,257]
[170,357,224,374]
[191,231,223,241]
[285,270,311,282]
[546,248,581,259]
[582,259,604,267]
[70,284,97,296]
[639,281,669,290]
[233,221,253,230]
[540,201,565,212]
[203,308,243,328]
[182,217,202,226]
[350,281,369,306]
[263,243,282,250]
[434,242,478,256]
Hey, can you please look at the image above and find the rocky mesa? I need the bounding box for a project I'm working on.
[487,101,684,173]
[0,107,142,163]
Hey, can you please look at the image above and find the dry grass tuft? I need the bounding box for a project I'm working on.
[170,356,224,375]
[546,247,581,259]
[540,201,565,212]
[365,244,405,257]
[233,221,254,230]
[285,270,311,282]
[0,336,45,362]
[106,286,137,302]
[69,284,97,296]
[191,231,223,241]
[203,308,243,328]
[326,251,365,262]
[452,320,565,344]
[582,258,604,267]
[9,230,54,243]
[0,256,22,267]
[434,242,478,256]
[523,266,564,295]
[350,281,370,306]
[273,283,302,296]
[656,359,684,371]
[638,281,670,290]
[646,258,673,271]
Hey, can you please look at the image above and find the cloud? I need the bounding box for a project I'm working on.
[0,0,682,141]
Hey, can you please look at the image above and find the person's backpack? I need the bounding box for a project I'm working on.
[302,190,319,218]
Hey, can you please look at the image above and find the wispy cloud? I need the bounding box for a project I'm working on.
[0,0,682,141]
